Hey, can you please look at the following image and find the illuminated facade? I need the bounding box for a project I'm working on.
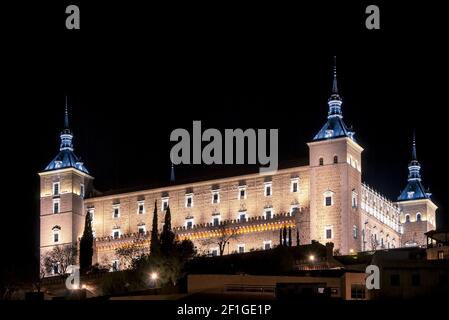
[39,63,438,271]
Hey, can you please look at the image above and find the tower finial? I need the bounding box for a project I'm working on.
[170,162,175,182]
[412,130,417,161]
[64,96,69,129]
[332,56,338,94]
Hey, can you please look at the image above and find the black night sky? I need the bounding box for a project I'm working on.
[2,1,448,282]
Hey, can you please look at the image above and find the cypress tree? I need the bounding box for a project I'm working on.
[296,228,300,246]
[279,228,283,246]
[79,211,93,274]
[282,225,287,246]
[288,226,292,247]
[160,205,175,254]
[150,200,160,255]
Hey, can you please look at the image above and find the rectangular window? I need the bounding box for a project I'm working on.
[186,219,193,229]
[212,191,220,204]
[353,226,358,239]
[238,244,245,253]
[53,199,60,214]
[350,284,366,299]
[291,179,299,193]
[112,260,120,272]
[238,187,247,200]
[325,226,333,240]
[352,191,358,208]
[138,202,145,214]
[290,205,299,216]
[53,182,60,196]
[264,183,272,197]
[80,183,85,198]
[53,232,59,243]
[264,209,272,220]
[264,241,272,250]
[438,251,444,260]
[411,274,420,287]
[211,249,218,256]
[138,226,146,234]
[185,194,193,208]
[161,198,169,211]
[390,274,400,286]
[213,217,220,226]
[113,207,120,218]
[325,196,332,206]
[239,213,247,222]
[113,230,120,239]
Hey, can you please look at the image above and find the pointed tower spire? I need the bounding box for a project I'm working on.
[170,162,175,182]
[44,97,89,174]
[327,56,343,118]
[332,56,338,94]
[408,131,421,181]
[60,97,74,151]
[398,132,429,201]
[64,96,69,129]
[412,130,417,161]
[313,56,354,141]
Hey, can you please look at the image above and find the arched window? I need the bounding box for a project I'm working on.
[52,226,61,243]
[333,155,338,164]
[416,213,422,222]
[319,157,324,166]
[405,214,410,223]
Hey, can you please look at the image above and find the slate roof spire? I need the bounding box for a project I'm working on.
[313,56,355,141]
[398,132,430,201]
[44,97,89,174]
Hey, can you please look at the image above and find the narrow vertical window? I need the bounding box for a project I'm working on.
[53,182,60,196]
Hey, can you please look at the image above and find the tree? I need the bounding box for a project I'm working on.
[43,245,78,275]
[116,240,148,270]
[79,211,94,274]
[201,223,240,256]
[33,257,47,293]
[160,205,175,255]
[288,226,292,247]
[282,225,287,246]
[176,239,196,261]
[370,235,379,251]
[296,229,300,246]
[279,228,283,246]
[150,200,160,255]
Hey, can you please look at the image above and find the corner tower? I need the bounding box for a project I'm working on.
[39,98,93,267]
[396,133,437,246]
[307,57,363,254]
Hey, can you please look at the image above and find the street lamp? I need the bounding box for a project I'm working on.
[150,272,158,289]
[309,254,315,262]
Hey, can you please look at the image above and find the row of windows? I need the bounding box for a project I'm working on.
[323,225,358,240]
[318,155,339,166]
[92,178,301,218]
[405,213,422,223]
[184,207,296,229]
[317,155,359,169]
[52,181,85,198]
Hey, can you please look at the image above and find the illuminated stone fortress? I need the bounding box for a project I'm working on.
[39,63,438,270]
